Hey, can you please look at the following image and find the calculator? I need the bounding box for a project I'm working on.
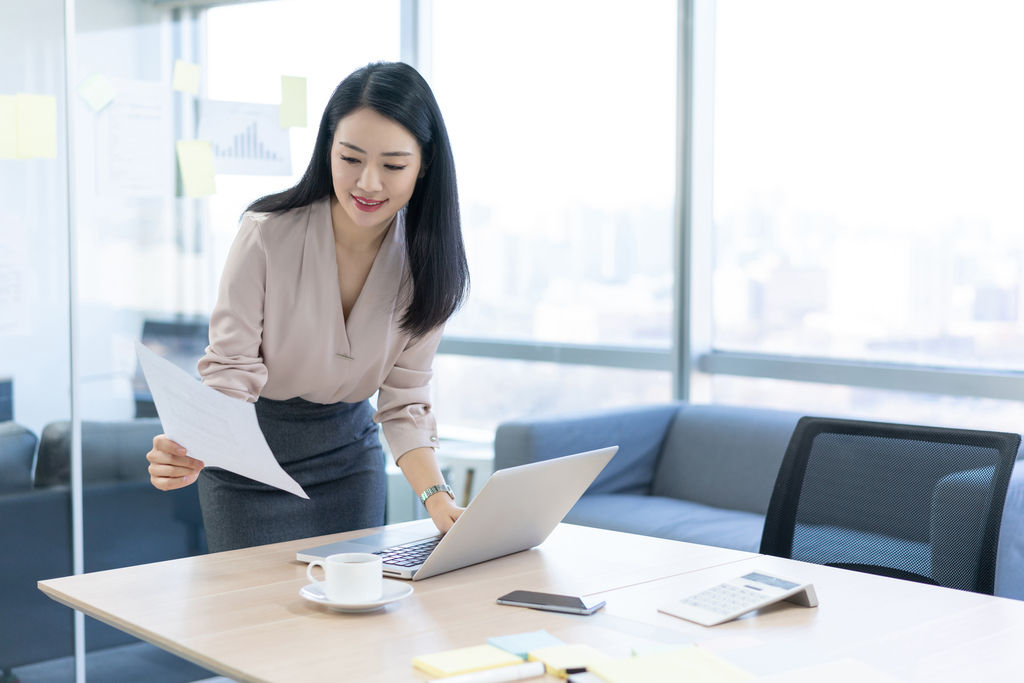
[658,571,818,626]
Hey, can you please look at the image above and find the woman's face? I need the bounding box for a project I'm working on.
[330,107,423,234]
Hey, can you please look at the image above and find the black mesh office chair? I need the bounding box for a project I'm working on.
[760,417,1020,594]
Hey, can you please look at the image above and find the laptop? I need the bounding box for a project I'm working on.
[296,446,617,580]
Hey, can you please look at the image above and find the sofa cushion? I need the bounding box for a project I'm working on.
[0,421,37,494]
[652,405,805,515]
[495,403,683,496]
[35,419,163,488]
[564,493,765,553]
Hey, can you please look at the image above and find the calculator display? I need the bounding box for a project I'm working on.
[743,572,799,590]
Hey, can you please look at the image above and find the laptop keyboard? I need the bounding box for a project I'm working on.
[372,536,443,567]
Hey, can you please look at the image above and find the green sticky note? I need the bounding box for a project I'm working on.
[279,75,306,128]
[0,95,16,159]
[77,73,117,112]
[16,93,57,159]
[176,140,216,197]
[172,60,201,95]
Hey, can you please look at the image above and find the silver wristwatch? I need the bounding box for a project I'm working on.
[419,483,455,506]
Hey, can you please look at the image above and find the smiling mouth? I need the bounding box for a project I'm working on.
[352,195,385,207]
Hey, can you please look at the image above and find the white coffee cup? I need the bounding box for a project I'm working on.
[306,552,383,603]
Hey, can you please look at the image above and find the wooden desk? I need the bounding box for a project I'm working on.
[39,523,1024,683]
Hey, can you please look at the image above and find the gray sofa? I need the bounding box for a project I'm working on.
[0,419,207,675]
[494,402,1024,599]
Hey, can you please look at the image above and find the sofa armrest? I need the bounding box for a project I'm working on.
[0,421,37,494]
[996,461,1024,599]
[494,403,684,496]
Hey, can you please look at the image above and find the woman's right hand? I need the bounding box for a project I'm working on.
[147,435,205,490]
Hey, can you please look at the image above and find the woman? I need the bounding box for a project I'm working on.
[145,62,470,552]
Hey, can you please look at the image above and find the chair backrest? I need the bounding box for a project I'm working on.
[760,416,1020,594]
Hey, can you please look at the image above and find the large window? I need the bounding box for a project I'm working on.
[713,0,1024,370]
[429,0,677,427]
[432,0,677,348]
[706,0,1024,426]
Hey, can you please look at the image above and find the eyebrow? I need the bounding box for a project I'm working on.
[339,142,413,157]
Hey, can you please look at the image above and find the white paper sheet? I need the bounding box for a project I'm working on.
[135,341,308,499]
[95,77,174,197]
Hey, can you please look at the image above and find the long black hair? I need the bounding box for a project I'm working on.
[247,61,469,339]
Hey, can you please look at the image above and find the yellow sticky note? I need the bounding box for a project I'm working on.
[279,75,306,128]
[172,60,201,95]
[412,644,523,678]
[77,73,117,112]
[16,93,57,159]
[588,647,754,683]
[0,95,16,159]
[528,644,610,676]
[175,140,216,197]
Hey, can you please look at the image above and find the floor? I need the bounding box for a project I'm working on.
[11,642,228,683]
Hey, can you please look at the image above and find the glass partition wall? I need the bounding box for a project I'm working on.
[71,1,216,680]
[0,1,74,680]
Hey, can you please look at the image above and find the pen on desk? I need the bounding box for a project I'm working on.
[431,661,547,683]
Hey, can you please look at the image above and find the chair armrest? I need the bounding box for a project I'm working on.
[494,403,684,496]
[930,465,995,592]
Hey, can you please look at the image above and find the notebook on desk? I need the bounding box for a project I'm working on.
[296,446,618,580]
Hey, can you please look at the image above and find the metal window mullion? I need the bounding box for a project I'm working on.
[437,337,672,371]
[673,0,694,401]
[400,0,431,78]
[62,0,84,681]
[700,350,1024,402]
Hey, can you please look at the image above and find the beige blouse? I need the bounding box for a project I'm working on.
[197,197,441,461]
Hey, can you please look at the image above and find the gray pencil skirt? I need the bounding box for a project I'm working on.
[197,396,387,553]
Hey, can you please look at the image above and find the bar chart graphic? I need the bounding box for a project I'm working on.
[198,100,292,176]
[212,122,279,161]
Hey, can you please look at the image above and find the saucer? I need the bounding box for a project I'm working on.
[300,580,414,613]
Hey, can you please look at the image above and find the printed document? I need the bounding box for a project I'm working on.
[135,341,308,498]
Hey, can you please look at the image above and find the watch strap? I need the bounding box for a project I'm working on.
[419,483,455,506]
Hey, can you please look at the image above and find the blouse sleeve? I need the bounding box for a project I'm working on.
[375,324,444,462]
[197,213,269,402]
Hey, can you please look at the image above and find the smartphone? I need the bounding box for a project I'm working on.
[496,590,606,615]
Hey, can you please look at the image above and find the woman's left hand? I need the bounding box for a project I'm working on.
[425,493,464,534]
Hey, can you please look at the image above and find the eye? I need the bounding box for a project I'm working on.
[384,164,407,171]
[339,155,360,164]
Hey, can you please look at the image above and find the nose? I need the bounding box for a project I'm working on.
[356,164,383,194]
